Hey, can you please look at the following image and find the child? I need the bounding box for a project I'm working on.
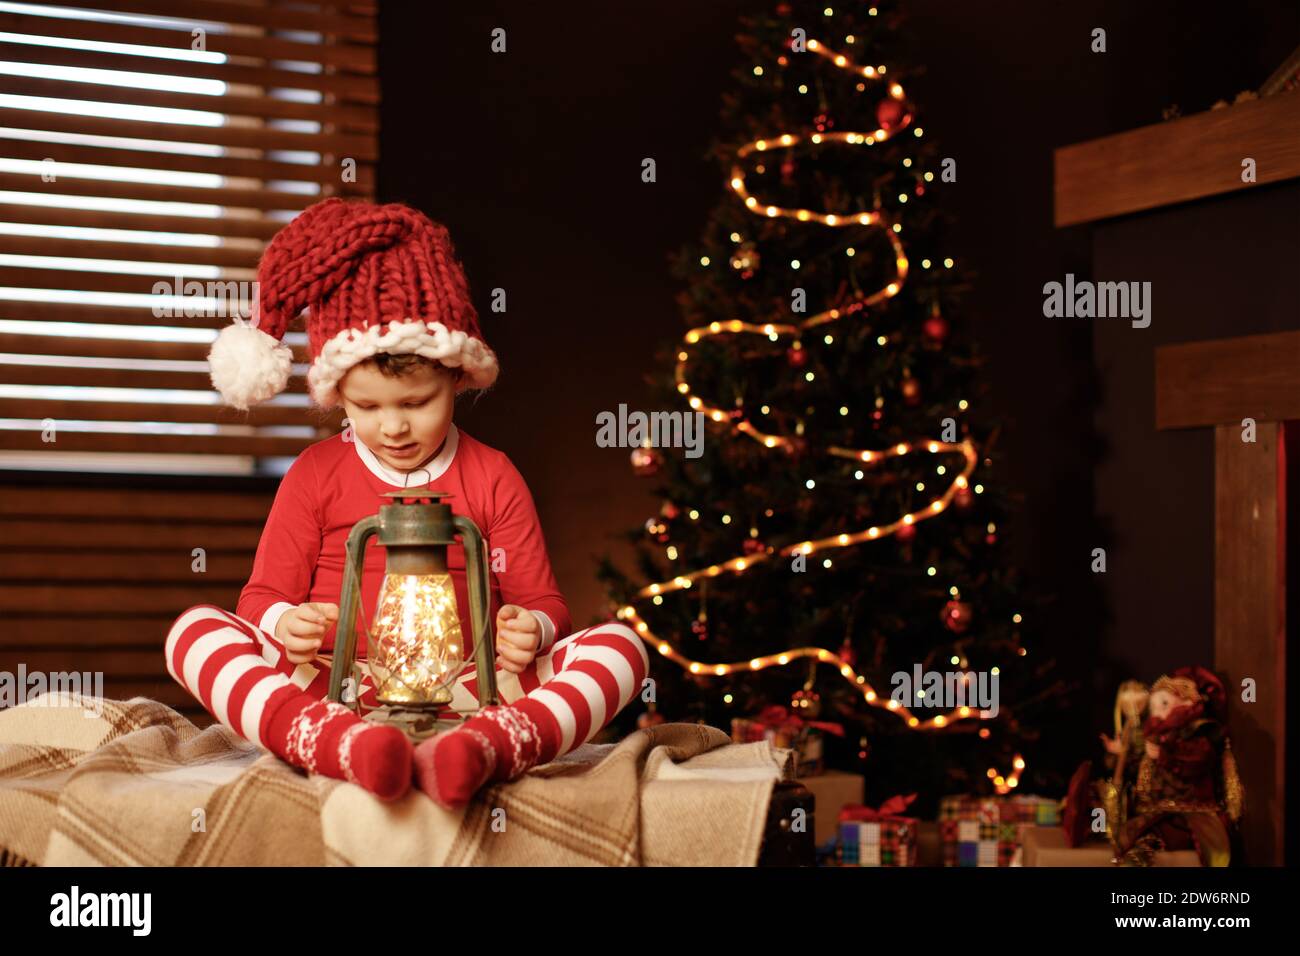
[165,198,650,808]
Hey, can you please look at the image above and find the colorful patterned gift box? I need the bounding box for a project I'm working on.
[731,705,843,776]
[938,794,1061,866]
[833,794,919,867]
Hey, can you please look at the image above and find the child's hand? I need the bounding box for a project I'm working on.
[495,605,540,674]
[276,602,338,664]
[1099,733,1122,755]
[1145,740,1160,760]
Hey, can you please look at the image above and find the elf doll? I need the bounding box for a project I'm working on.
[1116,666,1243,866]
[164,198,650,808]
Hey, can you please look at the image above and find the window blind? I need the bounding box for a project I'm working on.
[0,0,375,475]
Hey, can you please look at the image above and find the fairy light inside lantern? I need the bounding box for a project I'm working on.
[327,487,498,739]
[368,566,463,705]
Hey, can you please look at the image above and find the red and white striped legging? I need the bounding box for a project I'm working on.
[164,604,651,757]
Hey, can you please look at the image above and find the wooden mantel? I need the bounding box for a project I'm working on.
[1156,330,1298,867]
[1054,92,1300,226]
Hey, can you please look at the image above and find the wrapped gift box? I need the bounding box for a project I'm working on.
[837,812,918,867]
[838,820,916,866]
[938,793,1063,866]
[816,794,919,867]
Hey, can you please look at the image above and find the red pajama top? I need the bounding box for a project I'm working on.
[236,423,572,659]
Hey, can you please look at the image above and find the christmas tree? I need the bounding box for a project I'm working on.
[597,0,1068,806]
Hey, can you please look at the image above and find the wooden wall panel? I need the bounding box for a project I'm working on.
[1214,423,1287,865]
[0,481,278,728]
[1055,93,1300,226]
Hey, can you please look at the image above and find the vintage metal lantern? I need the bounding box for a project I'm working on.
[327,487,498,739]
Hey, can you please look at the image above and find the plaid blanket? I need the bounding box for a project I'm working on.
[0,693,794,866]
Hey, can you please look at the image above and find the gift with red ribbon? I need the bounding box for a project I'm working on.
[836,794,919,866]
[752,704,846,738]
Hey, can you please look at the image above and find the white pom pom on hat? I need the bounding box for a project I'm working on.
[208,319,294,412]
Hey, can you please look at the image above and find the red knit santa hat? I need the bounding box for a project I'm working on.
[208,198,499,410]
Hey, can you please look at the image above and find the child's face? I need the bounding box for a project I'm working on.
[338,360,456,473]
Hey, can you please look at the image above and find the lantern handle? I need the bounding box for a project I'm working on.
[329,514,380,708]
[453,514,499,708]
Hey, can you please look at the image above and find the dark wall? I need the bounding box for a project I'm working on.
[377,1,1299,745]
[1093,183,1300,684]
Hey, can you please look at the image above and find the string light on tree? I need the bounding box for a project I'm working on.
[605,12,1037,792]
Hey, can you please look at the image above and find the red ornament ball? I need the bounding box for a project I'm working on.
[901,377,921,405]
[923,312,950,344]
[895,522,916,543]
[776,2,791,14]
[876,97,908,132]
[954,486,974,510]
[660,501,680,520]
[742,537,767,556]
[786,344,807,367]
[941,599,973,634]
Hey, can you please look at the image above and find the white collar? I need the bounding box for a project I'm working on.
[353,423,459,487]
